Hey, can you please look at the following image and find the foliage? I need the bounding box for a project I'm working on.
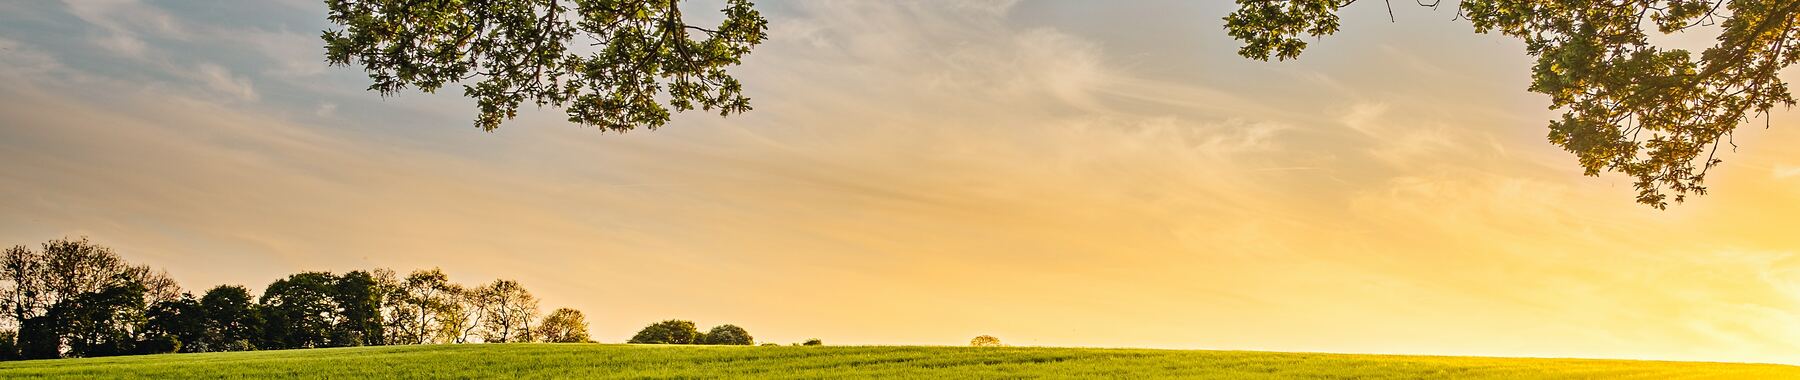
[699,324,752,345]
[0,238,591,361]
[16,317,57,360]
[388,269,456,345]
[1225,0,1800,208]
[259,272,340,349]
[970,335,1002,347]
[331,271,387,346]
[142,296,204,353]
[534,308,590,343]
[53,277,147,357]
[628,319,699,344]
[802,338,822,346]
[479,280,538,343]
[440,284,488,344]
[134,334,180,355]
[197,285,259,352]
[5,344,1800,379]
[0,238,174,359]
[321,0,769,132]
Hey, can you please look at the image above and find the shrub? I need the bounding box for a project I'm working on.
[699,325,753,345]
[802,338,822,346]
[627,320,699,344]
[136,335,182,355]
[970,335,1002,347]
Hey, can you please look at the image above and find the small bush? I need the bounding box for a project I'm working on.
[628,320,699,344]
[699,325,753,345]
[970,335,1002,347]
[136,335,182,355]
[802,338,822,346]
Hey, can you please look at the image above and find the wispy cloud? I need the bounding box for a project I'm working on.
[3,0,1800,365]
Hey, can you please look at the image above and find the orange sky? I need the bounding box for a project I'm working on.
[2,0,1799,364]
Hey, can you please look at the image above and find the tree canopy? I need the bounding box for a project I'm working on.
[627,319,700,344]
[323,0,768,132]
[534,308,591,343]
[970,335,1002,347]
[1226,0,1800,208]
[0,238,598,360]
[699,324,753,345]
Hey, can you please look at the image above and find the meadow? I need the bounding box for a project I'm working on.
[1,344,1795,379]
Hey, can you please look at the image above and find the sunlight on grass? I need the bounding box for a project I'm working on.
[1,344,1794,379]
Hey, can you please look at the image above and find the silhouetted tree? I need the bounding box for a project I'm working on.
[628,319,699,344]
[700,324,753,345]
[143,295,205,353]
[441,283,490,344]
[534,308,590,343]
[802,338,822,346]
[479,280,538,343]
[389,268,456,345]
[0,238,184,359]
[258,272,339,349]
[2,238,147,336]
[322,0,769,132]
[0,330,18,360]
[199,285,259,352]
[331,270,386,346]
[54,275,147,357]
[127,267,182,306]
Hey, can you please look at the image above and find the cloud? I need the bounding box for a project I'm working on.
[193,63,258,101]
[5,0,1800,364]
[1774,165,1800,179]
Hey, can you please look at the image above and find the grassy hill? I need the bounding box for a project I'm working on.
[1,344,1795,379]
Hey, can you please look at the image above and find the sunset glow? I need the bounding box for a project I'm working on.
[4,0,1800,365]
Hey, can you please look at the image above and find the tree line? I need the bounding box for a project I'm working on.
[0,237,595,360]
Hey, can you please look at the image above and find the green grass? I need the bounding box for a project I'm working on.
[1,344,1796,379]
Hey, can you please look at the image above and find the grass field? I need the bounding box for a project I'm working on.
[1,344,1796,379]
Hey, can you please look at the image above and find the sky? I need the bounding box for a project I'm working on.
[3,0,1800,365]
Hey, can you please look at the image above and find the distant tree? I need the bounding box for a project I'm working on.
[17,317,57,359]
[479,280,538,343]
[390,268,456,345]
[0,329,18,360]
[143,294,205,353]
[322,0,769,132]
[40,238,130,305]
[198,285,258,351]
[0,244,45,327]
[54,275,148,357]
[699,324,753,345]
[134,334,179,355]
[802,338,822,346]
[258,272,339,349]
[628,319,699,344]
[368,268,403,345]
[0,237,191,358]
[126,266,182,306]
[759,343,779,347]
[441,283,491,344]
[534,308,590,343]
[330,270,387,346]
[970,335,1001,347]
[2,238,143,332]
